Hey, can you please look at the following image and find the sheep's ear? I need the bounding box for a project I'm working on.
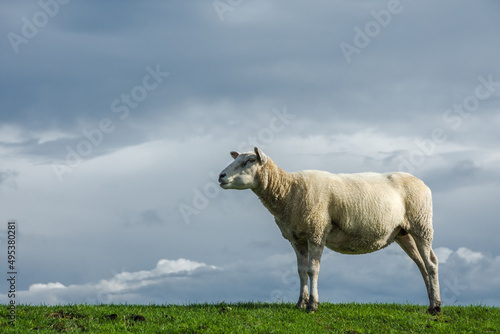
[254,147,268,165]
[230,151,239,159]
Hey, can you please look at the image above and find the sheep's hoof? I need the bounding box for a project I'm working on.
[306,301,318,313]
[295,297,308,309]
[427,305,441,315]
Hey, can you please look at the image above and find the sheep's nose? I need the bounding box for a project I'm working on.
[218,173,226,182]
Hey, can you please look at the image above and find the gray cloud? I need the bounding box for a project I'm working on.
[1,0,499,308]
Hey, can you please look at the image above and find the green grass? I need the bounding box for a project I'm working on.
[1,302,499,333]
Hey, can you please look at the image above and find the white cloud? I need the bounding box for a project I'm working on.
[98,258,215,294]
[36,130,78,144]
[29,282,66,291]
[0,125,28,144]
[456,247,484,264]
[437,247,500,305]
[0,124,77,146]
[5,258,217,305]
[435,247,453,264]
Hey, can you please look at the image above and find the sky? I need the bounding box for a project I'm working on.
[1,0,500,307]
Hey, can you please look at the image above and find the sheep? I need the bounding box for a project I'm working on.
[218,147,442,314]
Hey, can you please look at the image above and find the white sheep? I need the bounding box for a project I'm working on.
[218,147,441,314]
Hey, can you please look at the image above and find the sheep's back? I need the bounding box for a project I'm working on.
[294,170,428,235]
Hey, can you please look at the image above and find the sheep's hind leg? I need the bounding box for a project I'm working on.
[395,234,431,299]
[412,234,442,314]
[306,241,324,313]
[292,242,309,309]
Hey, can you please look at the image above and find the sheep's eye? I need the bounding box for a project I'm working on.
[242,158,255,167]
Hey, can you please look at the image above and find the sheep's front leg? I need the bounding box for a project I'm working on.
[306,241,324,312]
[292,242,309,309]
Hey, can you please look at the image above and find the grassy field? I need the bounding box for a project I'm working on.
[1,302,499,333]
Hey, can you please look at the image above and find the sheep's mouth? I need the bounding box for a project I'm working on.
[219,181,230,188]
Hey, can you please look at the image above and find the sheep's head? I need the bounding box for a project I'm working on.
[218,147,268,190]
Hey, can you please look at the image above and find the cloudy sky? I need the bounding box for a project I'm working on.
[1,0,500,307]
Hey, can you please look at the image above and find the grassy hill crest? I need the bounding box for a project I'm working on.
[2,302,499,333]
